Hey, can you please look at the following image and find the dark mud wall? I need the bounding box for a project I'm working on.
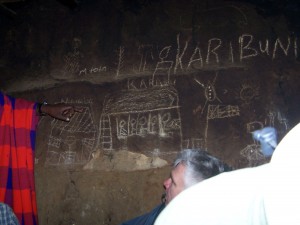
[1,0,300,224]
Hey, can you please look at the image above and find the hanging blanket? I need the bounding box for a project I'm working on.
[0,92,39,225]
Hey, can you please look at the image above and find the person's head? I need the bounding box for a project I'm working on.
[163,149,231,205]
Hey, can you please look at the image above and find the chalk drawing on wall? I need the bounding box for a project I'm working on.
[267,110,289,130]
[194,72,221,115]
[235,81,260,105]
[63,38,82,77]
[116,46,125,77]
[79,65,107,76]
[246,121,264,134]
[191,71,241,149]
[240,121,266,166]
[241,110,289,167]
[152,46,174,87]
[182,138,205,149]
[99,85,182,155]
[45,104,97,167]
[204,104,240,148]
[133,44,154,74]
[240,144,265,166]
[207,104,240,120]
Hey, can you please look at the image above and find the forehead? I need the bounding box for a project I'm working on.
[171,163,186,181]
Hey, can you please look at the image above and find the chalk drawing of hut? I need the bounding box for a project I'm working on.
[99,85,182,155]
[45,106,97,166]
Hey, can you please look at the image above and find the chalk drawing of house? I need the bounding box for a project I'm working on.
[46,106,97,166]
[99,85,182,155]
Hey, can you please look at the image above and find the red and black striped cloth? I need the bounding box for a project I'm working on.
[0,92,39,225]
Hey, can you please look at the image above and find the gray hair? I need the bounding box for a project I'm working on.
[173,149,231,188]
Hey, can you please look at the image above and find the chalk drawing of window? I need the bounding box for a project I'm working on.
[117,119,128,138]
[129,116,137,135]
[138,115,148,136]
[149,114,158,134]
[99,86,182,154]
[46,106,97,166]
[207,105,240,120]
[114,117,128,150]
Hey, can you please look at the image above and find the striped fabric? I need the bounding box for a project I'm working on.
[0,202,20,225]
[0,92,39,225]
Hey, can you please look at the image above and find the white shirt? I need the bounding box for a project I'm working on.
[155,123,300,225]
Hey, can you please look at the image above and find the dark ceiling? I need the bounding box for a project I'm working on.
[1,0,300,15]
[0,0,299,33]
[0,0,299,18]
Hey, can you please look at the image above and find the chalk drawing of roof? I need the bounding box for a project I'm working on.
[51,107,96,133]
[102,86,179,115]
